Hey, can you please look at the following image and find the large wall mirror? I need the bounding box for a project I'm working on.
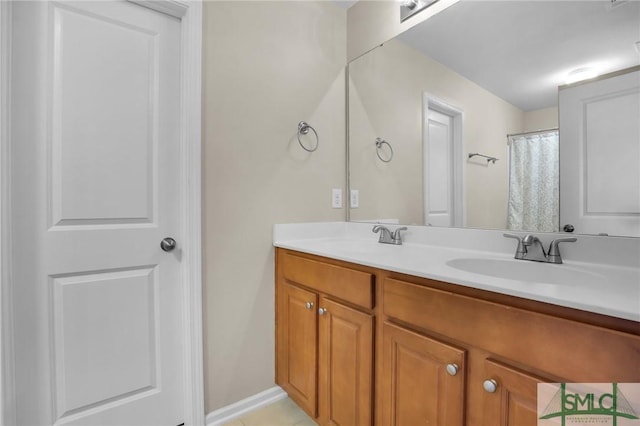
[347,0,640,237]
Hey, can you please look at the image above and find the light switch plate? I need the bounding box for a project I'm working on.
[350,189,359,208]
[332,188,343,208]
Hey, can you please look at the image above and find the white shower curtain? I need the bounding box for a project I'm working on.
[507,130,559,232]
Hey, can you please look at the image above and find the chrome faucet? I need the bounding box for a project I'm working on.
[522,234,549,262]
[504,233,577,264]
[373,225,407,245]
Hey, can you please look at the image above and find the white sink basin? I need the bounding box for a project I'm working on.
[446,258,606,286]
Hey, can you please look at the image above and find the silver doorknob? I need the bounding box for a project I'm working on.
[305,302,314,310]
[318,308,327,315]
[160,237,177,252]
[446,364,459,376]
[483,379,498,393]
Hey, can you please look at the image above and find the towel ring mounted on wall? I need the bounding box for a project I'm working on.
[297,121,319,152]
[375,137,394,162]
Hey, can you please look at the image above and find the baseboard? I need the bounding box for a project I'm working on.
[205,386,287,426]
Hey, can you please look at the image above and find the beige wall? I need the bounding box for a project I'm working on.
[203,1,346,412]
[202,0,558,413]
[349,38,524,228]
[523,106,559,132]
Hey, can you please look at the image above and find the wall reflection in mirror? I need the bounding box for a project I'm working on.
[347,0,640,237]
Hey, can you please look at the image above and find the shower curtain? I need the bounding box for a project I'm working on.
[507,130,559,232]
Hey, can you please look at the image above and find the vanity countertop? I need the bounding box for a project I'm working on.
[274,222,640,322]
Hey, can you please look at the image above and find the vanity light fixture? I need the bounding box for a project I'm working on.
[400,0,438,22]
[565,67,598,85]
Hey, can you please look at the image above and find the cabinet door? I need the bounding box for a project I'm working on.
[480,358,548,426]
[381,322,465,426]
[276,282,318,417]
[318,298,373,426]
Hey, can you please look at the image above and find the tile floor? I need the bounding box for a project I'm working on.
[222,398,317,426]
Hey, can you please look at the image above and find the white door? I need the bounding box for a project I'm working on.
[11,1,184,425]
[424,108,455,226]
[559,69,640,237]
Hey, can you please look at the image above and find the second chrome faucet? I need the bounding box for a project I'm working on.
[504,233,577,264]
[373,225,407,245]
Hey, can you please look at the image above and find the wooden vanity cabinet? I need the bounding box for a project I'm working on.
[275,249,375,425]
[382,276,640,426]
[276,248,640,426]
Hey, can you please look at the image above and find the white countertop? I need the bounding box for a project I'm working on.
[274,222,640,322]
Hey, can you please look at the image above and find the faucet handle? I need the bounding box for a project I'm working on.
[503,233,526,259]
[547,237,577,263]
[372,224,393,243]
[392,227,408,240]
[372,224,389,234]
[503,233,522,241]
[391,227,408,245]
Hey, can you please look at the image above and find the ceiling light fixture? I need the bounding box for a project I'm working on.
[401,0,419,10]
[565,67,599,85]
[400,0,438,22]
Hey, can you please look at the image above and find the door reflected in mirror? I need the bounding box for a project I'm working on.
[347,0,640,237]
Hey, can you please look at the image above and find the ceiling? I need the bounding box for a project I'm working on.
[397,0,640,111]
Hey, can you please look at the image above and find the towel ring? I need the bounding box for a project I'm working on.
[375,138,393,162]
[297,121,319,152]
[468,152,498,164]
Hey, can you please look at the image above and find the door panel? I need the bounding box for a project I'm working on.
[425,109,453,227]
[11,2,183,425]
[559,69,640,236]
[51,267,158,417]
[278,282,318,417]
[52,3,158,225]
[318,298,373,426]
[381,322,465,426]
[480,358,549,426]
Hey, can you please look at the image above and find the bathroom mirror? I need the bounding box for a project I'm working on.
[347,0,640,236]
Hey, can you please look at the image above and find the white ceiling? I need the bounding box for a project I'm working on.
[397,0,640,111]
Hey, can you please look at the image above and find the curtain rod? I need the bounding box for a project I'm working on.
[507,127,559,138]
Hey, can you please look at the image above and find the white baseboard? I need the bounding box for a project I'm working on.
[205,386,287,426]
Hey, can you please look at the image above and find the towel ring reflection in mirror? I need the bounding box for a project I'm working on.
[297,121,319,152]
[375,137,394,162]
[468,152,498,164]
